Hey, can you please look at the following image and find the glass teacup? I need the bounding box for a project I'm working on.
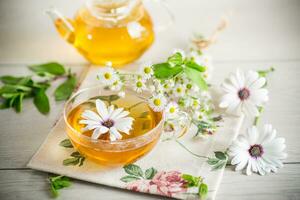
[64,85,164,166]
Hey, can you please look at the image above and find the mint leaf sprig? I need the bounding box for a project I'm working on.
[48,175,71,198]
[182,174,208,199]
[152,52,208,90]
[0,62,77,114]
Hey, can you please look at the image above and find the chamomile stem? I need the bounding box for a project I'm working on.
[175,139,209,159]
[127,101,144,110]
[253,107,264,126]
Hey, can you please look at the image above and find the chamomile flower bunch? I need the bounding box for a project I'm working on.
[96,49,220,137]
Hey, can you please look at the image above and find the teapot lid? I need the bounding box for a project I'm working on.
[86,0,142,23]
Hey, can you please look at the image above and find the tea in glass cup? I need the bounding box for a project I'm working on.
[64,86,163,166]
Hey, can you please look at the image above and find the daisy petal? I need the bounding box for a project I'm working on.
[96,99,108,119]
[110,127,122,140]
[82,110,103,121]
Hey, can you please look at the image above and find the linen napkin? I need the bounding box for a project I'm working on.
[28,66,243,200]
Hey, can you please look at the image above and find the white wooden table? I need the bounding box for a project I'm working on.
[0,0,299,199]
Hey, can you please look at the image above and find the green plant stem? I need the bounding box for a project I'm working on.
[127,101,144,110]
[253,107,264,126]
[175,139,209,159]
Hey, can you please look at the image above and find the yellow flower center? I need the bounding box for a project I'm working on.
[154,99,161,106]
[186,83,192,89]
[169,107,175,113]
[136,81,143,88]
[144,67,151,74]
[193,100,198,106]
[176,87,182,93]
[104,73,111,80]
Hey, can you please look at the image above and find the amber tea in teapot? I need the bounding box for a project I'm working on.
[47,0,172,66]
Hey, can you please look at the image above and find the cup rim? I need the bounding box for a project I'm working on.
[63,85,165,145]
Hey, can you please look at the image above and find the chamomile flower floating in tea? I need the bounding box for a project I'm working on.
[80,99,134,141]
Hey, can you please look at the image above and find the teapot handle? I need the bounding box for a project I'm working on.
[145,0,175,33]
[45,7,76,44]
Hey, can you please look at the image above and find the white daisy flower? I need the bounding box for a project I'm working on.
[110,79,123,91]
[185,82,200,95]
[228,124,287,176]
[165,102,179,119]
[79,99,134,141]
[139,62,153,80]
[97,67,118,86]
[193,111,208,121]
[173,84,186,97]
[133,77,146,93]
[219,70,269,116]
[148,94,167,112]
[191,99,201,110]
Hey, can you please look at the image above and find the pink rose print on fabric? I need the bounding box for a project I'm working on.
[121,164,205,198]
[126,179,150,193]
[149,171,187,197]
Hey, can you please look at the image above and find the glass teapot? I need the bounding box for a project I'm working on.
[46,0,173,66]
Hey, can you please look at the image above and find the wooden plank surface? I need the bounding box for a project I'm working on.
[0,164,299,200]
[0,0,299,199]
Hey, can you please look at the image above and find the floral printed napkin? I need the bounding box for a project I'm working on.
[28,67,243,200]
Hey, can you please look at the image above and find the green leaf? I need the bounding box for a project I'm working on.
[79,157,85,167]
[50,183,59,198]
[0,99,10,109]
[54,75,77,101]
[32,82,50,90]
[0,76,28,85]
[185,61,206,72]
[59,139,73,148]
[123,164,144,178]
[70,151,82,158]
[15,93,24,112]
[167,52,183,66]
[207,158,219,165]
[211,160,226,171]
[258,67,275,78]
[182,174,201,187]
[184,67,208,90]
[120,175,141,183]
[145,167,157,179]
[29,62,66,76]
[198,183,208,199]
[49,175,71,198]
[214,151,227,160]
[63,157,79,166]
[0,84,32,95]
[33,89,50,114]
[153,63,183,80]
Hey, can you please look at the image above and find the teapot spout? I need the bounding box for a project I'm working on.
[46,8,75,44]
